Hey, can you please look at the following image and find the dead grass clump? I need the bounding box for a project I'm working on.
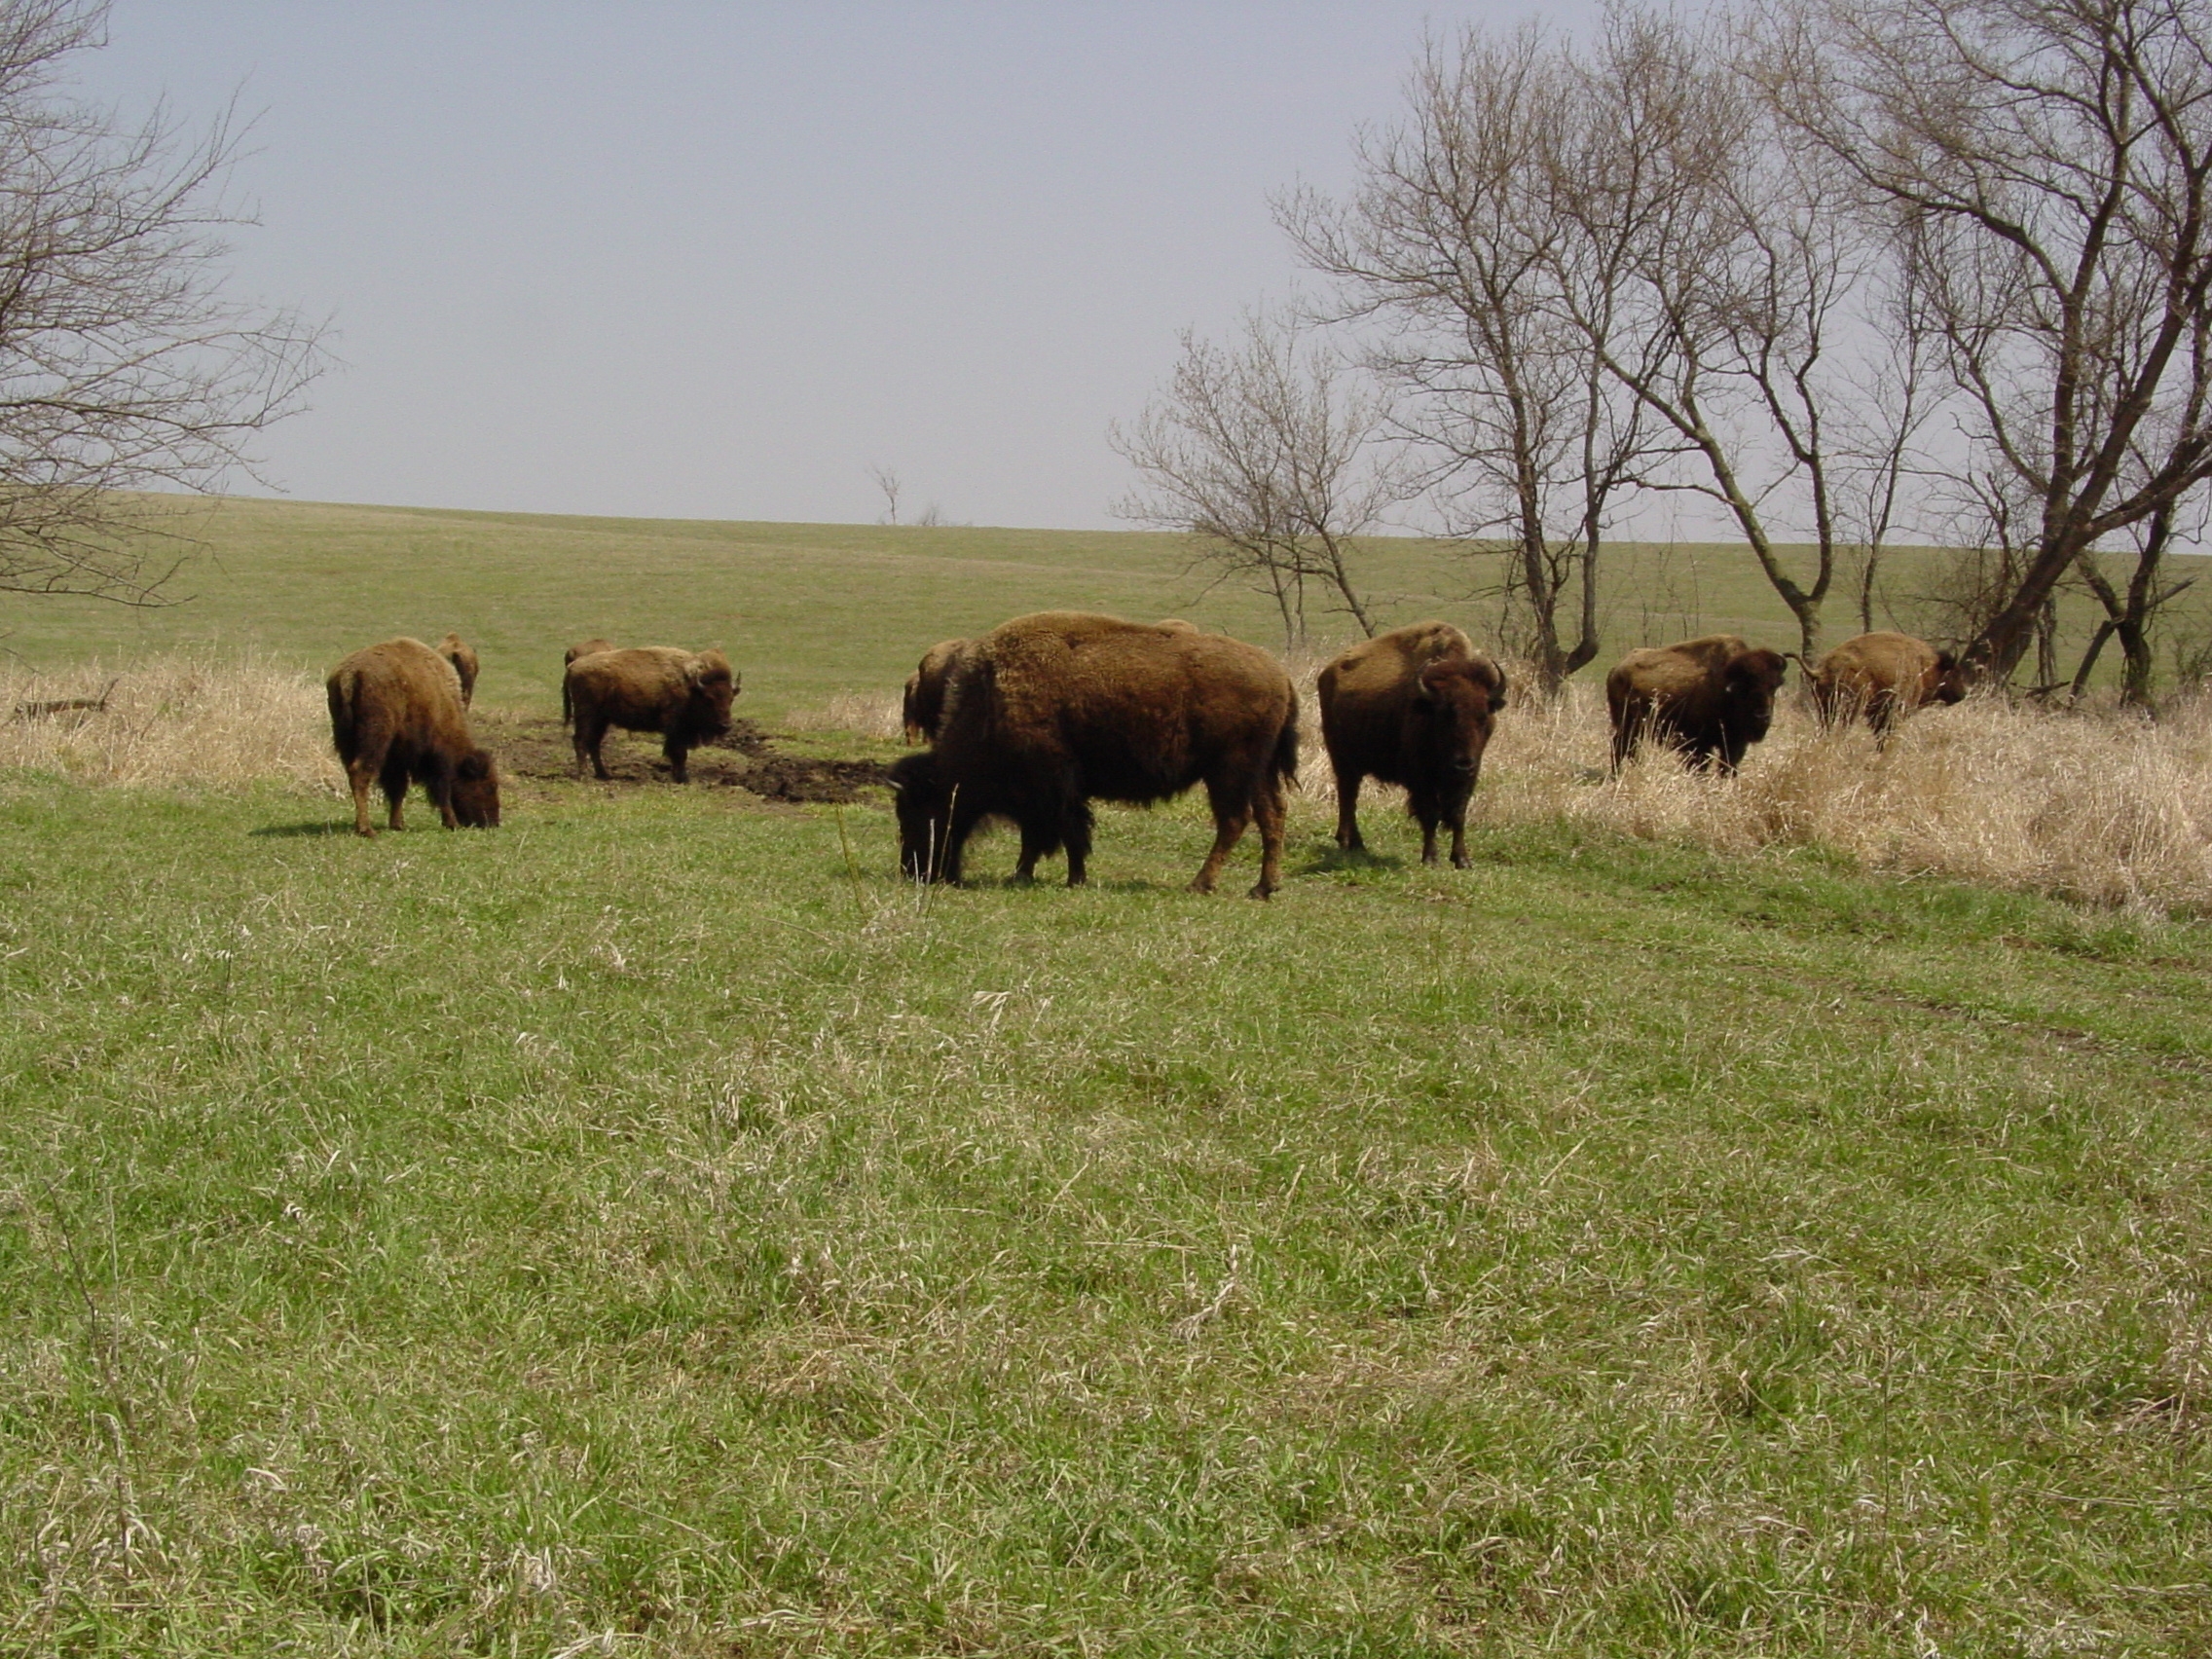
[1469,684,2212,913]
[0,655,340,793]
[779,689,904,741]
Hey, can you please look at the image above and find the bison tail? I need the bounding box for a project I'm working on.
[326,667,361,761]
[1269,703,1300,793]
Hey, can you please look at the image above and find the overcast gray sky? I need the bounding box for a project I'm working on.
[78,2,1585,530]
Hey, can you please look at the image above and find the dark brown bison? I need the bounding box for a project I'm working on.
[1318,621,1506,868]
[326,638,500,836]
[901,639,969,744]
[1811,632,1967,737]
[436,632,480,707]
[1607,634,1789,774]
[561,637,615,723]
[890,611,1299,898]
[565,646,738,783]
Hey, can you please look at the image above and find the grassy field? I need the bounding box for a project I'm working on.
[5,500,2212,1653]
[4,776,2211,1654]
[6,496,2196,715]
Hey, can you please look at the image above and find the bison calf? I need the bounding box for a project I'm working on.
[1318,621,1505,868]
[892,611,1299,898]
[1812,632,1966,738]
[1607,635,1788,775]
[565,645,738,783]
[327,638,500,835]
[436,632,480,707]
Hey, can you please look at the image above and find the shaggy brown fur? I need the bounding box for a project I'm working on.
[891,611,1299,898]
[565,646,738,783]
[1607,634,1789,774]
[435,632,480,707]
[1812,632,1967,737]
[326,638,500,836]
[561,638,615,724]
[901,639,969,744]
[1318,621,1506,868]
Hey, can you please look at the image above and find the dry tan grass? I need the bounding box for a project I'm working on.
[1419,682,2212,914]
[778,688,906,741]
[0,655,340,793]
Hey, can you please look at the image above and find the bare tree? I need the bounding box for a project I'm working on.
[1110,310,1402,647]
[1766,0,2212,681]
[867,462,903,526]
[1557,5,1930,664]
[1282,24,1663,692]
[0,0,324,606]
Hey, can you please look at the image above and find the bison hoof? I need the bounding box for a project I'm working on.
[1187,878,1217,896]
[1451,853,1472,869]
[1246,881,1275,901]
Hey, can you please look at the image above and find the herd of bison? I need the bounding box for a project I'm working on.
[322,615,1967,894]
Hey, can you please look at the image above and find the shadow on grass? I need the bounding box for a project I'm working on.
[1296,844,1406,877]
[251,820,355,839]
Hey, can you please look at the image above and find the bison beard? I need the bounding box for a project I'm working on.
[326,637,501,835]
[892,612,1300,898]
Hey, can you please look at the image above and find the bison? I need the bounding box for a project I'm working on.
[1811,631,1967,738]
[436,632,480,707]
[1607,634,1789,774]
[326,637,500,836]
[890,611,1299,898]
[565,645,738,783]
[561,637,615,724]
[901,639,970,744]
[1318,621,1506,868]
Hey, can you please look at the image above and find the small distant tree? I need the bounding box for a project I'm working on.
[1111,311,1404,647]
[0,0,324,607]
[867,462,903,526]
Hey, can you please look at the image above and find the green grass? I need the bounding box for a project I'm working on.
[6,497,2190,713]
[5,774,2212,1654]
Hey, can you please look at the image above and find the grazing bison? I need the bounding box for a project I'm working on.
[326,638,500,836]
[565,645,738,783]
[562,641,614,725]
[1318,621,1507,868]
[1812,632,1967,737]
[1607,634,1789,774]
[891,611,1299,898]
[436,632,480,707]
[901,639,970,744]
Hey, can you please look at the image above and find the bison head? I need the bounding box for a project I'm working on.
[453,750,501,828]
[889,751,950,880]
[1931,648,1970,705]
[1724,647,1789,741]
[682,650,738,738]
[1414,656,1506,780]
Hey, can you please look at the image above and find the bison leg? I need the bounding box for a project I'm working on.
[1192,782,1253,896]
[345,758,381,837]
[1248,777,1286,901]
[1333,767,1365,851]
[1061,801,1093,887]
[664,735,690,783]
[572,717,609,781]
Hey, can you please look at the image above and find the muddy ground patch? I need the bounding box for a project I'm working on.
[475,712,893,804]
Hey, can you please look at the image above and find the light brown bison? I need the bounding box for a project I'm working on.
[326,638,500,836]
[436,632,480,707]
[561,637,615,724]
[1607,634,1789,774]
[565,646,738,783]
[901,639,969,744]
[1811,631,1967,737]
[1318,621,1507,868]
[890,611,1299,898]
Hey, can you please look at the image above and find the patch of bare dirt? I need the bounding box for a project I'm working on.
[472,712,892,805]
